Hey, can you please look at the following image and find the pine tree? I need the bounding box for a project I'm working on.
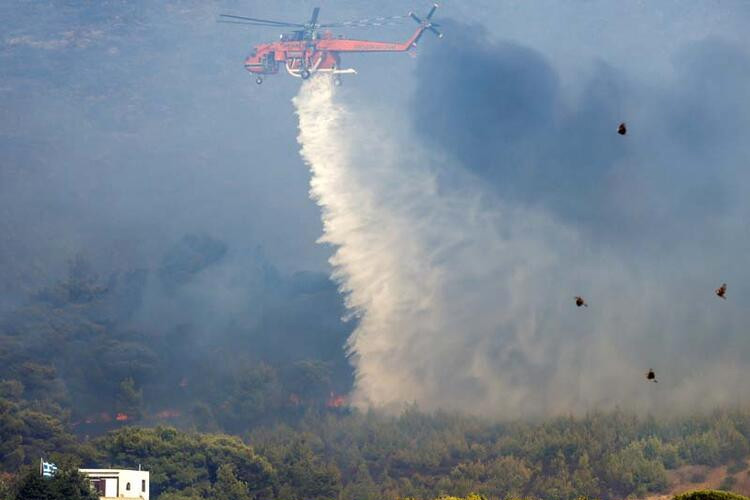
[212,464,252,500]
[342,463,379,500]
[572,452,599,499]
[13,471,50,500]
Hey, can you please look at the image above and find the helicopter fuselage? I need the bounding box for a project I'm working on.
[227,4,442,83]
[244,25,428,79]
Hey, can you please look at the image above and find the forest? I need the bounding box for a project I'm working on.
[2,248,750,500]
[4,393,750,500]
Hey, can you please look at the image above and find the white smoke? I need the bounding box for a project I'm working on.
[294,75,750,417]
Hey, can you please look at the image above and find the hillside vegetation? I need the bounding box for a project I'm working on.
[3,256,750,500]
[674,491,750,500]
[4,396,750,500]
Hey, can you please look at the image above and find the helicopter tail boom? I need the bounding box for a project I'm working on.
[314,4,442,53]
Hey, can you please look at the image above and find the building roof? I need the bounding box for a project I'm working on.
[79,469,149,474]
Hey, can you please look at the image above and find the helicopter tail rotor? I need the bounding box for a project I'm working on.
[408,3,443,45]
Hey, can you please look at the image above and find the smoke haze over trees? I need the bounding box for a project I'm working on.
[2,0,749,418]
[292,5,750,415]
[2,1,750,499]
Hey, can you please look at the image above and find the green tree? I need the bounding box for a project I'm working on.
[483,456,532,499]
[571,452,599,499]
[532,450,574,500]
[115,377,143,421]
[278,439,342,500]
[675,491,750,500]
[283,360,332,403]
[604,441,668,497]
[0,397,78,471]
[11,468,98,500]
[341,463,379,500]
[155,493,204,500]
[12,469,49,500]
[680,432,722,466]
[48,469,100,500]
[93,427,275,499]
[0,380,23,401]
[212,464,252,500]
[190,403,219,433]
[218,364,282,431]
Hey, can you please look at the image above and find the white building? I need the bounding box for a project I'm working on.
[79,468,149,500]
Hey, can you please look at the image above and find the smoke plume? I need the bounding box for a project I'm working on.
[295,34,750,417]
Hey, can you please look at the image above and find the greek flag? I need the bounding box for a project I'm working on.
[40,459,58,478]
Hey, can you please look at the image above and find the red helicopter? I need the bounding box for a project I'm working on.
[220,4,442,85]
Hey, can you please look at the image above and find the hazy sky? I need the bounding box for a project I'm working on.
[2,1,750,415]
[2,0,746,288]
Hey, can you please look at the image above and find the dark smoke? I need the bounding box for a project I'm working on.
[298,17,750,416]
[413,23,750,252]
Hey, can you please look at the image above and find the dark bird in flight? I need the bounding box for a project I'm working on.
[575,296,588,307]
[617,122,627,135]
[646,369,657,383]
[716,283,727,299]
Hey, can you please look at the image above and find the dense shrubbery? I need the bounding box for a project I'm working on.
[245,409,750,500]
[4,388,750,500]
[90,427,276,499]
[0,249,353,436]
[0,392,79,471]
[5,380,750,500]
[4,404,750,500]
[9,467,99,500]
[674,490,750,500]
[3,254,750,499]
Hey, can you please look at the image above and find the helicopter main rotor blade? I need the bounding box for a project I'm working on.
[426,3,438,20]
[218,20,304,28]
[309,7,320,26]
[218,20,283,26]
[319,15,407,28]
[218,20,296,27]
[219,14,305,27]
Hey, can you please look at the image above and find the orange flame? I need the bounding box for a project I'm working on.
[115,413,129,421]
[326,392,346,408]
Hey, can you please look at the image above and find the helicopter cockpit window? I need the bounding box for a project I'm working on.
[263,52,276,70]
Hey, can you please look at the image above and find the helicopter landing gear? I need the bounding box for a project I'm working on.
[300,69,311,80]
[255,76,263,85]
[333,76,343,87]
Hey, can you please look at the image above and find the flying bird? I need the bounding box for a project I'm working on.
[716,283,727,299]
[646,369,657,383]
[617,122,627,135]
[575,296,588,307]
